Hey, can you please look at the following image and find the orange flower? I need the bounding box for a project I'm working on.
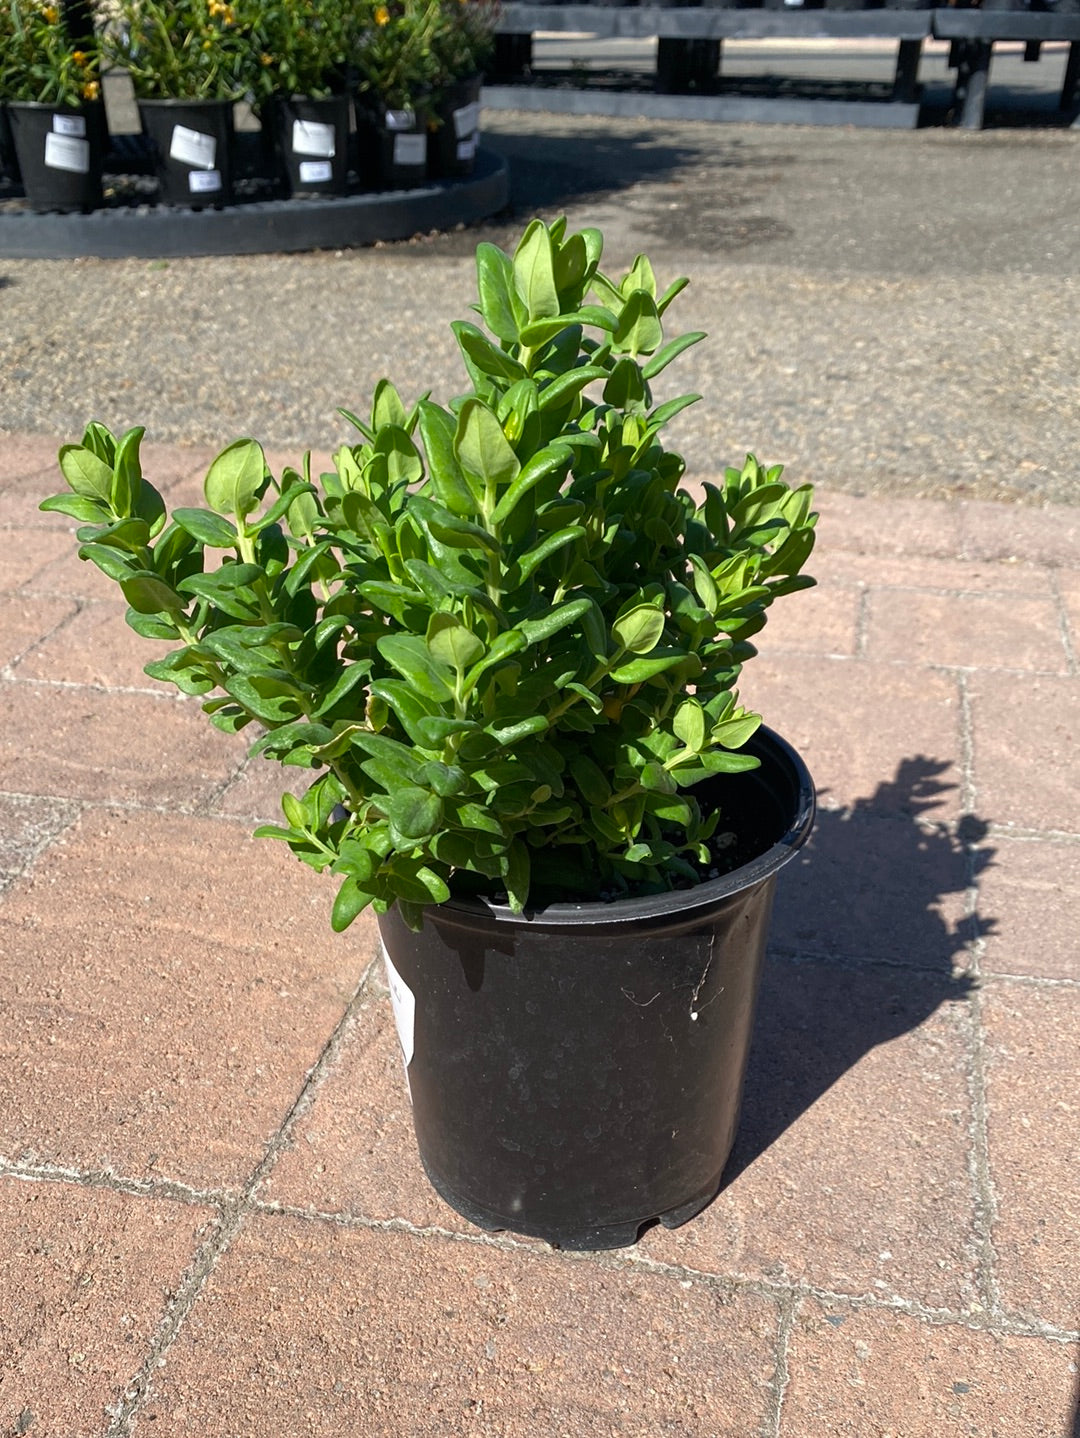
[374,4,390,22]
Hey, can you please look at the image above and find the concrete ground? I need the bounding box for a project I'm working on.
[0,101,1079,1438]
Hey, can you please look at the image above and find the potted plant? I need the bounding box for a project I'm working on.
[42,217,817,1250]
[352,0,443,188]
[426,0,498,180]
[246,0,354,198]
[1,0,107,212]
[106,0,253,207]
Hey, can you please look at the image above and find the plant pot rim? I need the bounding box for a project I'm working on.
[428,725,814,934]
[6,99,103,111]
[136,95,242,107]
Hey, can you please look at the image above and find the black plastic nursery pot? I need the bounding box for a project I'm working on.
[271,94,351,198]
[138,99,235,209]
[0,106,21,185]
[6,101,107,213]
[376,726,814,1251]
[427,76,482,181]
[356,100,429,190]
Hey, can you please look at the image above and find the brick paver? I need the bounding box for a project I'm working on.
[1,438,1077,1436]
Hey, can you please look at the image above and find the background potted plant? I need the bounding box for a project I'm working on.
[246,0,354,198]
[425,0,497,180]
[352,0,442,188]
[106,0,254,207]
[1,0,107,212]
[42,217,817,1250]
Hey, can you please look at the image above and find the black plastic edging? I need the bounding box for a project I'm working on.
[0,146,508,261]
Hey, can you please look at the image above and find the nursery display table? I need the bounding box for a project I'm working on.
[487,3,1080,128]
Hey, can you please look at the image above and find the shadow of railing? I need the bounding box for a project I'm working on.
[724,755,993,1184]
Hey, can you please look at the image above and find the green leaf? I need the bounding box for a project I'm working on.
[623,253,657,299]
[656,275,690,316]
[569,753,611,806]
[39,492,111,524]
[513,219,559,322]
[503,838,530,913]
[673,698,706,752]
[426,613,485,671]
[80,421,117,467]
[537,365,608,412]
[518,597,592,648]
[614,291,663,357]
[508,526,585,587]
[110,425,145,517]
[713,711,762,749]
[384,786,443,841]
[649,393,702,430]
[490,443,573,527]
[173,507,239,548]
[332,874,374,932]
[372,379,408,431]
[377,634,454,702]
[475,241,520,345]
[59,445,113,503]
[374,425,423,488]
[417,400,476,517]
[609,648,694,684]
[203,439,265,519]
[452,321,527,384]
[121,572,184,615]
[78,543,139,583]
[612,604,665,655]
[454,399,520,492]
[642,331,706,381]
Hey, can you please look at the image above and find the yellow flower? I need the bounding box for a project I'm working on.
[72,49,87,66]
[41,3,59,21]
[260,51,273,65]
[82,79,100,100]
[374,4,390,23]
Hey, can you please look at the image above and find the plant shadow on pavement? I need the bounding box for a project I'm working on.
[721,755,993,1186]
[412,125,791,257]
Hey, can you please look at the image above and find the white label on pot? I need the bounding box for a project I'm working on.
[456,138,476,163]
[292,118,336,158]
[52,113,86,138]
[298,159,333,184]
[170,124,216,170]
[382,942,415,1070]
[385,108,414,132]
[44,133,90,174]
[188,168,222,194]
[453,101,479,140]
[393,133,426,167]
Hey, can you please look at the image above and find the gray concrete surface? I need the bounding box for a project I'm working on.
[2,109,1079,504]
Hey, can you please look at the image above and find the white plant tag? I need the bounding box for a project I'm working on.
[456,138,476,162]
[298,159,333,183]
[381,942,415,1069]
[292,119,335,158]
[393,133,426,167]
[385,108,414,131]
[52,113,86,138]
[188,168,222,193]
[170,124,216,169]
[453,101,479,140]
[44,133,90,175]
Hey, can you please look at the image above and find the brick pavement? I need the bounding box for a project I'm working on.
[0,434,1077,1437]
